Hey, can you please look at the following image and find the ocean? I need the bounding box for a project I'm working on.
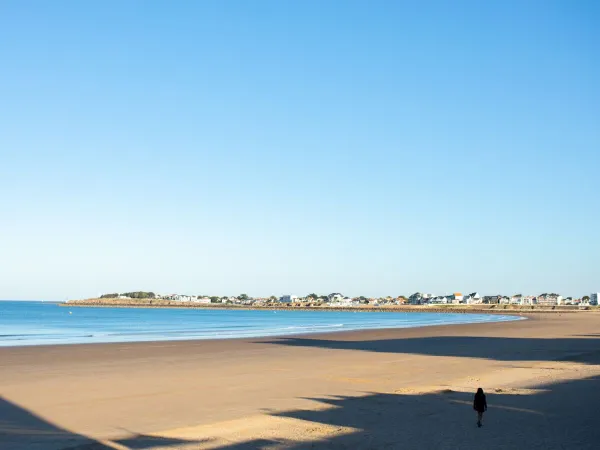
[0,301,522,347]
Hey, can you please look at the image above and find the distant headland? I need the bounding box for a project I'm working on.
[65,290,600,312]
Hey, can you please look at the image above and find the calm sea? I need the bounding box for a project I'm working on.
[0,301,522,347]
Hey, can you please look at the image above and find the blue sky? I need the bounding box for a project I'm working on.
[1,1,598,300]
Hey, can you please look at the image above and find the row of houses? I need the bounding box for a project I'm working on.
[278,294,360,306]
[268,292,600,307]
[114,291,599,307]
[408,292,475,305]
[408,292,599,306]
[159,294,212,304]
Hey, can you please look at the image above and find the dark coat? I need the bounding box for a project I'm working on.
[473,393,487,413]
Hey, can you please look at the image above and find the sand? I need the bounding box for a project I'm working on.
[1,312,600,449]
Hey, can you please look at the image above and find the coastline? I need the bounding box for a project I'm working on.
[63,298,594,314]
[2,313,600,449]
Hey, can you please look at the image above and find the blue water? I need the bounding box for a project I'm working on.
[0,301,523,347]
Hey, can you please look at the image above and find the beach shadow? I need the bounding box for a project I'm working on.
[112,433,209,449]
[260,335,600,364]
[212,439,283,449]
[210,374,600,449]
[0,396,209,450]
[0,396,111,450]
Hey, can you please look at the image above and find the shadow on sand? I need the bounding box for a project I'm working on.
[0,395,109,450]
[260,335,600,364]
[207,374,600,450]
[0,396,207,450]
[4,333,600,449]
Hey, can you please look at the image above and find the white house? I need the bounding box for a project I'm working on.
[327,296,354,307]
[194,297,212,304]
[521,296,536,305]
[464,293,482,304]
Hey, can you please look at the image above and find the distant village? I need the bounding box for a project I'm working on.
[100,291,600,307]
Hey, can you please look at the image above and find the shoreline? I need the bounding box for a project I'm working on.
[0,315,528,350]
[2,304,527,349]
[0,315,527,354]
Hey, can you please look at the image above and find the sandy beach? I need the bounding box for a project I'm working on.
[1,312,600,449]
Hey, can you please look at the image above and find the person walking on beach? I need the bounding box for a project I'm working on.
[473,388,487,427]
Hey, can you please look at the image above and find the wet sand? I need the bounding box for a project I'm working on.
[1,312,600,449]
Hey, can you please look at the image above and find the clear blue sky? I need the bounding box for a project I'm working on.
[1,1,598,300]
